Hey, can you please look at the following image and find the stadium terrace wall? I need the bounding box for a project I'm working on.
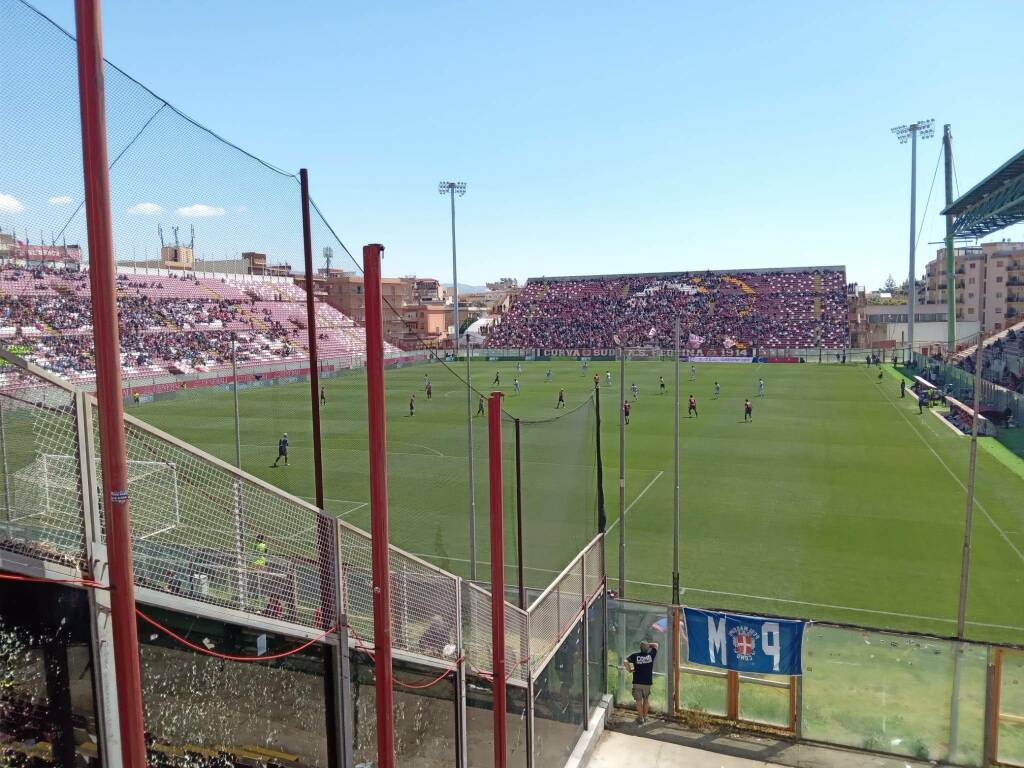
[113,265,299,283]
[472,347,883,362]
[56,351,431,399]
[522,265,847,283]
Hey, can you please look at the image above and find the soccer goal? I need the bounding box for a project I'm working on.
[9,453,181,540]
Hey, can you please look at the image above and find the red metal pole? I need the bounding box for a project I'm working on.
[514,418,525,610]
[363,244,395,768]
[488,392,508,768]
[74,2,147,765]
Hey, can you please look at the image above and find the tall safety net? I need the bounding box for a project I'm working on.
[1,0,601,596]
[0,2,608,764]
[306,206,600,598]
[0,0,319,514]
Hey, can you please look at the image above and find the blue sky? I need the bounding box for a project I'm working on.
[14,0,1024,288]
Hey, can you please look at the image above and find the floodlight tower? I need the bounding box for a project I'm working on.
[439,181,477,579]
[439,182,467,356]
[891,119,934,362]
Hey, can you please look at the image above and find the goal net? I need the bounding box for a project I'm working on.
[10,454,181,540]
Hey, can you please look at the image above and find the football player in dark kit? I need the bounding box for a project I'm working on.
[272,433,289,466]
[687,394,698,418]
[744,398,753,422]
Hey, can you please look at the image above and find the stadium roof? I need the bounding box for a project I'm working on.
[942,146,1024,238]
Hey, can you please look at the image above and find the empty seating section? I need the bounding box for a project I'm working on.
[0,266,382,382]
[487,268,848,349]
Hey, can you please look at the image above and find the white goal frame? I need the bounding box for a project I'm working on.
[10,453,181,540]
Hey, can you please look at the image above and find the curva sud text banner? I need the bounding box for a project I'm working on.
[683,607,804,675]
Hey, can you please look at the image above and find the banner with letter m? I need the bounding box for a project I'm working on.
[683,608,804,675]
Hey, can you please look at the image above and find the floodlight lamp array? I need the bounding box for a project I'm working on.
[438,181,468,196]
[891,119,935,144]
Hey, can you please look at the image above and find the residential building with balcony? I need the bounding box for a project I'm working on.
[922,240,1024,336]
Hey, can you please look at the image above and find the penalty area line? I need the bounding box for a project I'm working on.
[606,470,664,535]
[407,551,562,576]
[297,496,369,518]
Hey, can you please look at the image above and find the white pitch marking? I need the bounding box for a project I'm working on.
[620,578,1024,633]
[239,441,445,459]
[337,501,368,518]
[866,369,1024,565]
[404,550,1024,634]
[606,470,664,534]
[297,496,369,518]
[391,440,444,457]
[407,551,561,576]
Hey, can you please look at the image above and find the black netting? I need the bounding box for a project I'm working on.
[1,1,601,599]
[305,206,600,594]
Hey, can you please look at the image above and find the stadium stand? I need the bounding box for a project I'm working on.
[0,265,390,384]
[486,267,848,349]
[955,319,1024,394]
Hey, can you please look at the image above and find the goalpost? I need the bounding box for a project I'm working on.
[9,453,181,540]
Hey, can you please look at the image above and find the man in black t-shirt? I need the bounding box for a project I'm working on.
[624,640,659,724]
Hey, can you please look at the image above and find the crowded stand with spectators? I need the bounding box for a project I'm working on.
[0,265,389,384]
[957,322,1024,395]
[487,267,848,350]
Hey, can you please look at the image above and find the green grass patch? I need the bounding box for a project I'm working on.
[132,359,1024,645]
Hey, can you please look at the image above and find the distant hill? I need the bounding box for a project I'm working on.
[443,282,489,293]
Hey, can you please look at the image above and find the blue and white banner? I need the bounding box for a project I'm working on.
[683,608,804,675]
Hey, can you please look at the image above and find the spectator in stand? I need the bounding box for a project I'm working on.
[0,263,388,381]
[486,268,848,351]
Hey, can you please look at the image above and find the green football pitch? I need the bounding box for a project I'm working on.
[133,359,1024,646]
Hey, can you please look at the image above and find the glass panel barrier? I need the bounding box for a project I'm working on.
[587,595,607,717]
[138,607,328,767]
[607,599,669,714]
[678,667,729,718]
[677,611,728,718]
[801,623,979,764]
[351,650,459,767]
[465,676,529,768]
[947,642,988,768]
[533,620,585,768]
[737,674,790,729]
[0,581,99,767]
[998,650,1024,767]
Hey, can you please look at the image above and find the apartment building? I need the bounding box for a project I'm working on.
[922,240,1024,335]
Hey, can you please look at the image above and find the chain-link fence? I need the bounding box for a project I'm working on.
[301,204,603,604]
[0,1,613,763]
[0,361,85,569]
[528,535,604,677]
[1,350,609,765]
[87,399,334,629]
[3,0,604,628]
